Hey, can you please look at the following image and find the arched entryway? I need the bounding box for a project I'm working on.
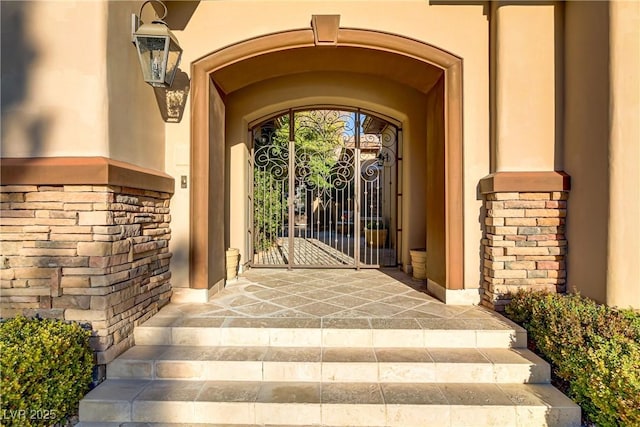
[189,22,463,299]
[250,108,400,269]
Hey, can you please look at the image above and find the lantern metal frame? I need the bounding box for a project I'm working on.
[131,0,183,88]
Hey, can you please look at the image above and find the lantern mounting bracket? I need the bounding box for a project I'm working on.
[131,0,169,43]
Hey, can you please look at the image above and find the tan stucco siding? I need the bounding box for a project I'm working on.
[106,1,166,172]
[563,1,610,304]
[426,77,446,287]
[1,1,166,171]
[492,2,559,172]
[607,0,640,308]
[564,0,640,308]
[1,1,109,159]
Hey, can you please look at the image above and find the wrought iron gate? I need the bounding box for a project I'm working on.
[251,109,399,268]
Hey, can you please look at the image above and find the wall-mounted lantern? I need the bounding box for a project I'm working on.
[131,0,183,88]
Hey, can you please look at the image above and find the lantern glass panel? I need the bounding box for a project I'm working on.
[135,35,169,86]
[165,39,182,86]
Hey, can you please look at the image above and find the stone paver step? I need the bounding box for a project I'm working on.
[79,379,581,426]
[108,345,549,384]
[133,317,526,349]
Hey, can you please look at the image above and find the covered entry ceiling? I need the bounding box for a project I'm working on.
[211,46,443,95]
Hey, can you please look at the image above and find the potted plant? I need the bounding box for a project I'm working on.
[364,219,388,248]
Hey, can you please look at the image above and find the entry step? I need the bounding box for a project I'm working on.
[108,345,549,384]
[134,316,526,349]
[79,380,581,426]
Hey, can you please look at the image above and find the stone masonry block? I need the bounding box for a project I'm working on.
[519,193,552,200]
[527,270,548,278]
[90,270,130,287]
[79,211,114,226]
[492,269,527,279]
[64,203,93,211]
[11,202,65,210]
[51,267,63,297]
[13,267,56,279]
[50,233,94,242]
[484,260,504,270]
[0,193,25,203]
[1,186,37,192]
[525,209,566,218]
[490,192,520,201]
[488,209,525,218]
[112,240,131,254]
[1,287,50,296]
[504,235,527,241]
[23,226,52,233]
[1,210,38,218]
[546,247,567,256]
[20,248,77,257]
[518,227,543,235]
[92,225,122,235]
[505,261,536,270]
[515,241,539,247]
[492,226,519,235]
[0,242,24,260]
[504,218,537,226]
[537,218,564,226]
[1,269,15,280]
[484,217,505,226]
[62,267,108,276]
[63,185,94,192]
[60,276,91,288]
[537,240,567,247]
[89,255,130,268]
[504,247,552,256]
[503,200,547,209]
[77,242,113,256]
[49,211,78,220]
[64,308,108,321]
[527,234,563,241]
[537,261,565,270]
[50,226,92,234]
[52,295,91,310]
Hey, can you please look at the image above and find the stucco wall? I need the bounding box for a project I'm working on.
[564,0,640,308]
[492,2,560,172]
[166,1,489,290]
[106,1,166,171]
[426,77,446,287]
[1,1,166,171]
[1,1,109,159]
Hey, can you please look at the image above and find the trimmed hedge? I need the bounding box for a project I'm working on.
[505,291,640,426]
[0,316,94,427]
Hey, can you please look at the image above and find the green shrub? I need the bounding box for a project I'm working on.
[505,291,640,426]
[0,316,94,427]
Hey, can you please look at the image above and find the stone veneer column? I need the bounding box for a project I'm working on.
[0,158,174,364]
[479,172,570,311]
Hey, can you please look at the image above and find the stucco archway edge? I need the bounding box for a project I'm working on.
[190,27,463,292]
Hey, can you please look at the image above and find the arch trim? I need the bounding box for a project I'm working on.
[190,27,463,291]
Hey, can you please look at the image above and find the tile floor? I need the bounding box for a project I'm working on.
[149,268,514,330]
